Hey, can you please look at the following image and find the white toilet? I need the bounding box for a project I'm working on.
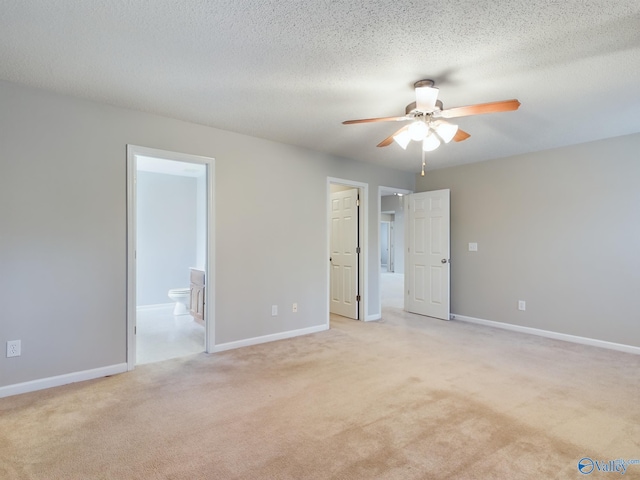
[168,288,190,315]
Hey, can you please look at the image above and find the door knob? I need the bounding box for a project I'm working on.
[441,259,448,264]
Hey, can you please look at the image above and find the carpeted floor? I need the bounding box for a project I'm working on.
[1,308,639,479]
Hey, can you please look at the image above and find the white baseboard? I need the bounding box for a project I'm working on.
[454,314,640,355]
[365,313,381,322]
[213,324,329,353]
[0,363,128,399]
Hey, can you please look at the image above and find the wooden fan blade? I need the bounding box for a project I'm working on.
[453,129,471,142]
[441,99,521,119]
[377,125,408,147]
[342,116,408,125]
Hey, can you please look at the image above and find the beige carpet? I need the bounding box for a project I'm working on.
[1,309,639,479]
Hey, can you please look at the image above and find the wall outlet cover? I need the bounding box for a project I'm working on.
[7,340,21,358]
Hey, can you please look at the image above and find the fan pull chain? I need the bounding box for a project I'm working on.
[421,149,426,176]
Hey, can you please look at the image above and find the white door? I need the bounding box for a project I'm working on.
[405,189,450,320]
[330,188,359,319]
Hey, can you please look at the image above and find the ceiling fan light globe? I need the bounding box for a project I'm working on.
[422,133,441,152]
[408,121,428,141]
[415,86,439,112]
[433,120,459,143]
[393,130,412,149]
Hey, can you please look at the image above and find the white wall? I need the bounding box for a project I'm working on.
[136,171,197,306]
[0,80,414,389]
[416,133,640,347]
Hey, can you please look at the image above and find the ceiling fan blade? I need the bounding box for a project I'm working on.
[440,99,521,119]
[453,129,471,142]
[377,125,408,147]
[342,116,408,125]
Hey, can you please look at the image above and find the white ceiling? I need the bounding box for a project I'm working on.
[2,1,639,172]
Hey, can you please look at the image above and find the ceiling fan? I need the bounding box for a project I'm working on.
[342,80,521,156]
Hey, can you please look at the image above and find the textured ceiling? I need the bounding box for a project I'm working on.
[1,1,640,172]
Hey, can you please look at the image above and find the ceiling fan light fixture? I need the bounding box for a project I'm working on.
[422,132,441,152]
[433,120,459,143]
[414,80,439,112]
[393,129,412,149]
[408,121,429,141]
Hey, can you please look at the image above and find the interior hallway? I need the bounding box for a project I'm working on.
[381,272,404,309]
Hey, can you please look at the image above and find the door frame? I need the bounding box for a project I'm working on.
[377,186,413,315]
[327,177,369,323]
[126,145,215,371]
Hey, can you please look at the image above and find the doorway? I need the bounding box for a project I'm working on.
[378,186,412,312]
[126,145,215,370]
[327,178,368,322]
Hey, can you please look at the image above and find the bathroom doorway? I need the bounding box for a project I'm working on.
[126,146,215,370]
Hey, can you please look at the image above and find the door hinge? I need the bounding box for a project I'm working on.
[356,246,361,254]
[356,295,361,302]
[356,198,360,207]
[134,326,137,335]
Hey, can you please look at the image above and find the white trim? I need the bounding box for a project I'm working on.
[0,364,127,399]
[366,314,381,322]
[126,147,136,371]
[454,314,640,355]
[212,325,329,353]
[126,145,215,371]
[327,177,369,324]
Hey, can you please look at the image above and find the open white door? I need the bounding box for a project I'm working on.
[330,188,359,319]
[405,189,450,320]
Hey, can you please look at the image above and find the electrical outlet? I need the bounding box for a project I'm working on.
[271,305,278,316]
[292,303,298,313]
[518,300,526,311]
[7,340,21,358]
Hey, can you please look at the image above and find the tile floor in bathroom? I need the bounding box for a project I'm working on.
[136,304,205,365]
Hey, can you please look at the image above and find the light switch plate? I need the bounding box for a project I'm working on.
[469,242,478,252]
